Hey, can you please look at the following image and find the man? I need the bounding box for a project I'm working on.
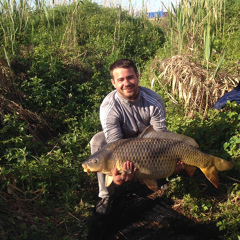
[90,59,183,216]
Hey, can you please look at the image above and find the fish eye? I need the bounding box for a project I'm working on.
[93,158,98,164]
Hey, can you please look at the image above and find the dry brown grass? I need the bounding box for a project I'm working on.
[150,55,239,116]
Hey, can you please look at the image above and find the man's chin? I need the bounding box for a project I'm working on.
[124,94,136,100]
[119,90,138,100]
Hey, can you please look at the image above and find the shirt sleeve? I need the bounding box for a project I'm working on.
[100,96,123,144]
[149,96,168,132]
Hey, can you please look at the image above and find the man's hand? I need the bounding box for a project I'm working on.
[174,161,185,174]
[112,161,137,186]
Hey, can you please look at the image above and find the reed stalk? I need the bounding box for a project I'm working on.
[213,50,225,78]
[0,0,32,56]
[168,4,173,53]
[112,5,121,53]
[204,22,214,71]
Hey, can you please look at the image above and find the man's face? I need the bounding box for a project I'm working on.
[111,67,139,101]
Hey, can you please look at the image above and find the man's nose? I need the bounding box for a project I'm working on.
[123,79,131,85]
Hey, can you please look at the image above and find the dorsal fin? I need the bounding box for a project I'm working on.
[139,125,199,148]
[138,125,155,138]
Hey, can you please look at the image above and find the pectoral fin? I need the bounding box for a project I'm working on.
[200,166,219,188]
[142,179,158,192]
[184,164,196,176]
[105,175,113,187]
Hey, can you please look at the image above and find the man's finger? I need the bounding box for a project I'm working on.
[123,161,127,170]
[129,161,133,169]
[112,166,120,176]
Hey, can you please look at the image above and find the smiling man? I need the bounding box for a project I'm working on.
[90,59,183,216]
[111,66,140,100]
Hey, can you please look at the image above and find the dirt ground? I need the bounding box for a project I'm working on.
[87,181,222,240]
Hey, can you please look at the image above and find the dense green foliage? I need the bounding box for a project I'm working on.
[0,1,166,239]
[0,0,239,239]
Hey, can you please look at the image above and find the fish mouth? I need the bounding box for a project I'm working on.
[82,163,91,173]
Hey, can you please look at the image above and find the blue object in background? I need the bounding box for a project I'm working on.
[147,11,164,19]
[213,81,240,109]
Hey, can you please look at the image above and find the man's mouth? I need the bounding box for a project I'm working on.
[124,86,134,92]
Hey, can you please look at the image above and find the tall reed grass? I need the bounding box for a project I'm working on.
[168,0,226,59]
[0,0,82,59]
[1,0,27,59]
[1,0,163,63]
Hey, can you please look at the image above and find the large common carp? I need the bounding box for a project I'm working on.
[82,126,233,191]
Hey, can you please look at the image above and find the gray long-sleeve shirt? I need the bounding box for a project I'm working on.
[100,86,167,144]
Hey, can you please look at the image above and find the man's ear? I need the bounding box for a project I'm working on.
[111,79,116,88]
[136,73,140,82]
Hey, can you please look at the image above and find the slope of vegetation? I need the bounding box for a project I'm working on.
[0,1,165,239]
[0,0,239,239]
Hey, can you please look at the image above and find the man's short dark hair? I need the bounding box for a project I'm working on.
[109,59,138,78]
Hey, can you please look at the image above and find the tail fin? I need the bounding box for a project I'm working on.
[200,156,233,188]
[213,156,234,171]
[201,166,219,188]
